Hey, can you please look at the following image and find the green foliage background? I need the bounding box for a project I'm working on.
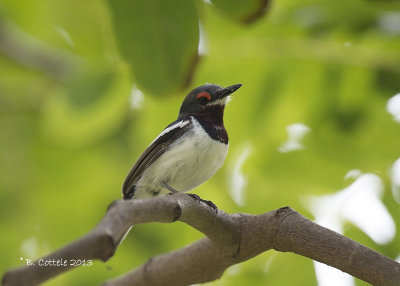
[1,0,399,285]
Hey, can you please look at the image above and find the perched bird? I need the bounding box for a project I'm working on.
[122,83,242,206]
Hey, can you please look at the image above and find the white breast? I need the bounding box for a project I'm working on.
[134,117,228,198]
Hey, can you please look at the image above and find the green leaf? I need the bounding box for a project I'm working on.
[40,65,131,147]
[210,0,270,24]
[107,0,199,95]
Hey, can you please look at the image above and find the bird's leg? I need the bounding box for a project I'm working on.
[161,183,218,213]
[188,194,218,213]
[161,182,178,194]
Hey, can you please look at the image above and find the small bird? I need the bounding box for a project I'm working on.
[122,83,242,206]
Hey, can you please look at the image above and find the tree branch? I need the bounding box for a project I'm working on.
[2,193,400,286]
[0,18,80,81]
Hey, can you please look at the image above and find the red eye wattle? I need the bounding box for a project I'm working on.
[196,92,211,101]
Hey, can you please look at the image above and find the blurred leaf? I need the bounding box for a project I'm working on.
[107,0,199,95]
[2,0,400,285]
[40,65,131,147]
[210,0,270,24]
[365,0,400,8]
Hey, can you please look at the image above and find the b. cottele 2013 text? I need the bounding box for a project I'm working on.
[24,258,93,267]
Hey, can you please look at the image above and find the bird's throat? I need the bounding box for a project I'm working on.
[192,105,228,144]
[199,104,225,125]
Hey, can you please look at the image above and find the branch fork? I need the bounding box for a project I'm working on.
[2,193,400,286]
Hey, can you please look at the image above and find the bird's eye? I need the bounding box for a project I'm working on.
[196,92,211,104]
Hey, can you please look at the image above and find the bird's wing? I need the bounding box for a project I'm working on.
[122,118,192,199]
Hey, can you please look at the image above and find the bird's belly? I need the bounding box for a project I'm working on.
[135,124,228,197]
[166,135,228,191]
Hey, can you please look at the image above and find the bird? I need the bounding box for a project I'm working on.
[122,83,242,207]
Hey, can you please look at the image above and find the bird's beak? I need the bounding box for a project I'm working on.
[218,84,242,99]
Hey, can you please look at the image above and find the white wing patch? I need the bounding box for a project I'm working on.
[149,119,190,146]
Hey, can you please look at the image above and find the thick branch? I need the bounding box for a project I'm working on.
[2,193,400,286]
[2,194,237,286]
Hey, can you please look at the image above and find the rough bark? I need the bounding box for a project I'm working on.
[2,193,400,286]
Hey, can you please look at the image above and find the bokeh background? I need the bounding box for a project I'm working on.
[1,0,400,285]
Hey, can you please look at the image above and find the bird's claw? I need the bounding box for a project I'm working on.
[188,194,218,213]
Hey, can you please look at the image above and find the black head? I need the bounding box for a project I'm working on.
[178,83,242,119]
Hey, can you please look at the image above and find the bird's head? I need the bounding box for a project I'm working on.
[178,83,242,119]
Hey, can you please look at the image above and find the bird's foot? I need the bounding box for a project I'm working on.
[188,194,218,213]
